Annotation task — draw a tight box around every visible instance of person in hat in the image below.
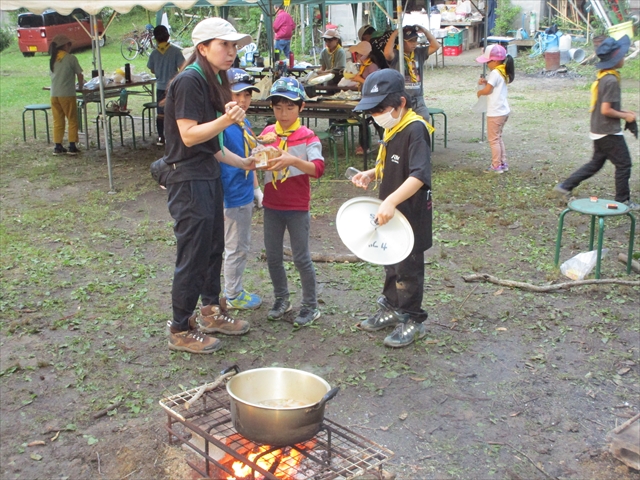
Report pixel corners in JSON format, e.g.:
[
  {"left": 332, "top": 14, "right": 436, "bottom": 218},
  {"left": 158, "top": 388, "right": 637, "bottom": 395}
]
[
  {"left": 357, "top": 24, "right": 391, "bottom": 69},
  {"left": 384, "top": 24, "right": 441, "bottom": 121},
  {"left": 475, "top": 44, "right": 515, "bottom": 174},
  {"left": 220, "top": 68, "right": 264, "bottom": 311},
  {"left": 554, "top": 35, "right": 638, "bottom": 210},
  {"left": 349, "top": 69, "right": 433, "bottom": 348},
  {"left": 257, "top": 77, "right": 325, "bottom": 327},
  {"left": 48, "top": 34, "right": 84, "bottom": 155},
  {"left": 318, "top": 28, "right": 346, "bottom": 86},
  {"left": 163, "top": 18, "right": 257, "bottom": 354},
  {"left": 273, "top": 4, "right": 295, "bottom": 58},
  {"left": 147, "top": 25, "right": 185, "bottom": 146}
]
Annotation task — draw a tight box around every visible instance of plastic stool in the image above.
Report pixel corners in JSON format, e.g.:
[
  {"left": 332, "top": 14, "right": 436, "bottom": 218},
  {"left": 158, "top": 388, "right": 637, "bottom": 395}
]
[
  {"left": 554, "top": 198, "right": 636, "bottom": 279},
  {"left": 332, "top": 119, "right": 359, "bottom": 164},
  {"left": 22, "top": 104, "right": 51, "bottom": 143},
  {"left": 314, "top": 131, "right": 339, "bottom": 178},
  {"left": 96, "top": 111, "right": 136, "bottom": 150},
  {"left": 428, "top": 107, "right": 447, "bottom": 151},
  {"left": 141, "top": 102, "right": 157, "bottom": 142}
]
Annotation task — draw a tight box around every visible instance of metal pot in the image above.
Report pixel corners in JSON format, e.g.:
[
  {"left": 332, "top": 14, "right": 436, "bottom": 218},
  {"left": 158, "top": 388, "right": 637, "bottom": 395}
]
[{"left": 226, "top": 366, "right": 339, "bottom": 446}]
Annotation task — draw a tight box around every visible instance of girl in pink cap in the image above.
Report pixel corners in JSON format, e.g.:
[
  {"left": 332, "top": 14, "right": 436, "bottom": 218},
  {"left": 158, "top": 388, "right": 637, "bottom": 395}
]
[{"left": 475, "top": 44, "right": 515, "bottom": 173}]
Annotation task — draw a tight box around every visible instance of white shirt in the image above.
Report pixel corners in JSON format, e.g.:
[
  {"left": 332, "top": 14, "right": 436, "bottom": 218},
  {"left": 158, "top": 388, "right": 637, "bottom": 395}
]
[{"left": 486, "top": 68, "right": 510, "bottom": 117}]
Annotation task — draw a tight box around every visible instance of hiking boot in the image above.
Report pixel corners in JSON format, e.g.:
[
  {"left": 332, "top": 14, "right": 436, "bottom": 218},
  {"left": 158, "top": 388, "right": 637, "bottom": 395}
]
[
  {"left": 294, "top": 305, "right": 321, "bottom": 326},
  {"left": 198, "top": 304, "right": 250, "bottom": 335},
  {"left": 167, "top": 320, "right": 222, "bottom": 354},
  {"left": 53, "top": 145, "right": 67, "bottom": 155},
  {"left": 268, "top": 297, "right": 291, "bottom": 320},
  {"left": 226, "top": 290, "right": 262, "bottom": 310},
  {"left": 553, "top": 184, "right": 571, "bottom": 197},
  {"left": 623, "top": 200, "right": 640, "bottom": 211},
  {"left": 383, "top": 320, "right": 427, "bottom": 348},
  {"left": 359, "top": 296, "right": 406, "bottom": 332},
  {"left": 67, "top": 145, "right": 80, "bottom": 155}
]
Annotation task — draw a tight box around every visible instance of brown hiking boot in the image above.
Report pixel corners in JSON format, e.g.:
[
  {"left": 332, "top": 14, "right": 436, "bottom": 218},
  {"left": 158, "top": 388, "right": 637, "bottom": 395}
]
[
  {"left": 198, "top": 304, "right": 250, "bottom": 335},
  {"left": 167, "top": 320, "right": 222, "bottom": 354}
]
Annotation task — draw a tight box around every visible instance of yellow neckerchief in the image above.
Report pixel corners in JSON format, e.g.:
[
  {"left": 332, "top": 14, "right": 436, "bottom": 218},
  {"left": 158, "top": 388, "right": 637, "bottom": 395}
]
[
  {"left": 328, "top": 45, "right": 342, "bottom": 68},
  {"left": 374, "top": 109, "right": 434, "bottom": 183},
  {"left": 269, "top": 118, "right": 301, "bottom": 189},
  {"left": 156, "top": 41, "right": 170, "bottom": 55},
  {"left": 396, "top": 46, "right": 417, "bottom": 82},
  {"left": 590, "top": 69, "right": 620, "bottom": 113},
  {"left": 494, "top": 63, "right": 508, "bottom": 83},
  {"left": 358, "top": 58, "right": 373, "bottom": 76},
  {"left": 56, "top": 50, "right": 67, "bottom": 62}
]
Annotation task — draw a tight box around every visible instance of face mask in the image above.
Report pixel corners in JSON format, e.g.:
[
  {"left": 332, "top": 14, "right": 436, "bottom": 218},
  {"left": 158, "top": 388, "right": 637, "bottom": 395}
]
[{"left": 373, "top": 108, "right": 401, "bottom": 130}]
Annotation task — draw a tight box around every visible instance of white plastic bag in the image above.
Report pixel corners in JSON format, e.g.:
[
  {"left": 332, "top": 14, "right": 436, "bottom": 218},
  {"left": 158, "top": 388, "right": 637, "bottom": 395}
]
[
  {"left": 252, "top": 74, "right": 273, "bottom": 101},
  {"left": 337, "top": 77, "right": 358, "bottom": 88},
  {"left": 560, "top": 249, "right": 608, "bottom": 280}
]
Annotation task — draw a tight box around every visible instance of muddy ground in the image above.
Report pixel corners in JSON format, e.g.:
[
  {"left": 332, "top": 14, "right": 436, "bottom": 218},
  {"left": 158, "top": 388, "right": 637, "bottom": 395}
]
[{"left": 1, "top": 47, "right": 639, "bottom": 480}]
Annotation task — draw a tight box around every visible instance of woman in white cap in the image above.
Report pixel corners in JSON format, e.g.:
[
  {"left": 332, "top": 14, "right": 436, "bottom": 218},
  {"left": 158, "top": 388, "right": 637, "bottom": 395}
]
[{"left": 163, "top": 18, "right": 255, "bottom": 354}]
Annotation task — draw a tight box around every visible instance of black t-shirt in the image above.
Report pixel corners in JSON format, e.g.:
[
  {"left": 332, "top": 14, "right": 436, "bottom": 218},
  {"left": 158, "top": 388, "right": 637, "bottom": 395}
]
[
  {"left": 379, "top": 121, "right": 432, "bottom": 252},
  {"left": 389, "top": 45, "right": 429, "bottom": 100},
  {"left": 163, "top": 68, "right": 222, "bottom": 184}
]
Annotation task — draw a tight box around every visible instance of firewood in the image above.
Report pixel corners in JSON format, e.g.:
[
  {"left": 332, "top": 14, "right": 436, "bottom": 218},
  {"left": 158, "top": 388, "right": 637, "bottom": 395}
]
[
  {"left": 260, "top": 247, "right": 360, "bottom": 263},
  {"left": 617, "top": 253, "right": 640, "bottom": 273},
  {"left": 462, "top": 273, "right": 639, "bottom": 292}
]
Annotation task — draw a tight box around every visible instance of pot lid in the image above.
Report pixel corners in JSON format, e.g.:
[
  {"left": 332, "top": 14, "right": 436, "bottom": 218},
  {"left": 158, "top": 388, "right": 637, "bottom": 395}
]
[{"left": 336, "top": 196, "right": 414, "bottom": 265}]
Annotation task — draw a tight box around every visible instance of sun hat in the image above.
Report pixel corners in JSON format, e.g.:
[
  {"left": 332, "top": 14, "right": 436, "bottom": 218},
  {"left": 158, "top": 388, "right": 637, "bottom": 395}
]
[
  {"left": 191, "top": 18, "right": 251, "bottom": 49},
  {"left": 402, "top": 25, "right": 419, "bottom": 40},
  {"left": 349, "top": 41, "right": 372, "bottom": 56},
  {"left": 475, "top": 44, "right": 507, "bottom": 63},
  {"left": 267, "top": 77, "right": 306, "bottom": 102},
  {"left": 358, "top": 24, "right": 376, "bottom": 40},
  {"left": 227, "top": 68, "right": 260, "bottom": 93},
  {"left": 51, "top": 34, "right": 72, "bottom": 46},
  {"left": 595, "top": 35, "right": 630, "bottom": 69},
  {"left": 353, "top": 69, "right": 405, "bottom": 112},
  {"left": 322, "top": 28, "right": 341, "bottom": 40}
]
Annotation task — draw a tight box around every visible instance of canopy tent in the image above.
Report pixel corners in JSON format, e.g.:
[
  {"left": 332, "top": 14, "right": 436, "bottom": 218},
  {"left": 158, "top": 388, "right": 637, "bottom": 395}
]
[{"left": 1, "top": 0, "right": 396, "bottom": 191}]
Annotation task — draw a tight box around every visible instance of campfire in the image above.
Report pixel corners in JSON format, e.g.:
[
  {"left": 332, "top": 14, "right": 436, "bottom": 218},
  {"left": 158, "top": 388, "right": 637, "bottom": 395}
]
[{"left": 227, "top": 443, "right": 312, "bottom": 480}]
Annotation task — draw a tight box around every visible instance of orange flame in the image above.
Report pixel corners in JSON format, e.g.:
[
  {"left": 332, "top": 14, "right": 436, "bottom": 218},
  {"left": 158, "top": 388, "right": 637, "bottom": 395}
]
[{"left": 227, "top": 444, "right": 307, "bottom": 480}]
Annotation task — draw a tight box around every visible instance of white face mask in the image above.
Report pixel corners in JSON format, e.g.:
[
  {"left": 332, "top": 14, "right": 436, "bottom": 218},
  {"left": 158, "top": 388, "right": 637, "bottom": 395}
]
[{"left": 373, "top": 108, "right": 401, "bottom": 130}]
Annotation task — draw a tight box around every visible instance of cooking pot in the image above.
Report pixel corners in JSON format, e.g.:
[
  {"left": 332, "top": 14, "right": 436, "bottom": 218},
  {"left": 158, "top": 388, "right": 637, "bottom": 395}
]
[{"left": 225, "top": 366, "right": 339, "bottom": 446}]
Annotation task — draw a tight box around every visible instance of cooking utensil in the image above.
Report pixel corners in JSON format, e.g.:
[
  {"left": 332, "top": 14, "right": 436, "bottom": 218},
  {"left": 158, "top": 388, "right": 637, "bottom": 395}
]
[
  {"left": 336, "top": 196, "right": 415, "bottom": 265},
  {"left": 225, "top": 366, "right": 339, "bottom": 446}
]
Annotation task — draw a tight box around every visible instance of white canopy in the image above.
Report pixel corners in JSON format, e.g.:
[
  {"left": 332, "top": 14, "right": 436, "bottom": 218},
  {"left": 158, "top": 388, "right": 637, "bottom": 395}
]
[{"left": 0, "top": 1, "right": 232, "bottom": 16}]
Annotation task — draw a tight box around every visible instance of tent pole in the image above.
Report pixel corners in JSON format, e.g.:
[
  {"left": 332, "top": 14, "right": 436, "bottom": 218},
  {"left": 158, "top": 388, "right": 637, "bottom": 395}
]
[{"left": 481, "top": 0, "right": 490, "bottom": 142}]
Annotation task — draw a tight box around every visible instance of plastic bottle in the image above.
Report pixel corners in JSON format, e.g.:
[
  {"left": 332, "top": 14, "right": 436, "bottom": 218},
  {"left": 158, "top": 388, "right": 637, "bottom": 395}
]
[
  {"left": 274, "top": 49, "right": 280, "bottom": 60},
  {"left": 345, "top": 167, "right": 370, "bottom": 190},
  {"left": 289, "top": 51, "right": 294, "bottom": 69},
  {"left": 124, "top": 63, "right": 131, "bottom": 83},
  {"left": 529, "top": 12, "right": 536, "bottom": 37}
]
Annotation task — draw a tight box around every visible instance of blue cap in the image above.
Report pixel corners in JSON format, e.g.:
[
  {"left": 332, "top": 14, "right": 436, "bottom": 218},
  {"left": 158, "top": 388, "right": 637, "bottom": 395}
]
[
  {"left": 267, "top": 77, "right": 306, "bottom": 101},
  {"left": 227, "top": 68, "right": 260, "bottom": 93}
]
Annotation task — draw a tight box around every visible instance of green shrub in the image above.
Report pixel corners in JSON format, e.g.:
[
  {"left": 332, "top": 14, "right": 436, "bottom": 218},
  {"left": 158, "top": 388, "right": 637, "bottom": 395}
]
[
  {"left": 493, "top": 0, "right": 521, "bottom": 36},
  {"left": 0, "top": 27, "right": 13, "bottom": 53}
]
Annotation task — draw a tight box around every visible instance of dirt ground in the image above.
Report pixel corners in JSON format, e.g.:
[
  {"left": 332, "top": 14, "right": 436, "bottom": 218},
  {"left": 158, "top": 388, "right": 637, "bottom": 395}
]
[{"left": 1, "top": 47, "right": 639, "bottom": 480}]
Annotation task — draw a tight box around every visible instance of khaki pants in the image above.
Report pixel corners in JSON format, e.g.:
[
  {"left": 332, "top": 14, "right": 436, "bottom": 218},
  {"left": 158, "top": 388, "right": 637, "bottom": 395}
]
[
  {"left": 51, "top": 96, "right": 79, "bottom": 144},
  {"left": 487, "top": 115, "right": 509, "bottom": 169}
]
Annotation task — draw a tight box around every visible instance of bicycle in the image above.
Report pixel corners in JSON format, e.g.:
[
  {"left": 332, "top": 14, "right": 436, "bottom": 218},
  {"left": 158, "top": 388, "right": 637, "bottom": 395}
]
[{"left": 121, "top": 24, "right": 155, "bottom": 61}]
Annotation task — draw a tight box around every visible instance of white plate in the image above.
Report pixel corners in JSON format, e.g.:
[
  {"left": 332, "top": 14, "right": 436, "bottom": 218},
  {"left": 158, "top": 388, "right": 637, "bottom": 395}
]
[
  {"left": 306, "top": 73, "right": 335, "bottom": 86},
  {"left": 336, "top": 197, "right": 414, "bottom": 265}
]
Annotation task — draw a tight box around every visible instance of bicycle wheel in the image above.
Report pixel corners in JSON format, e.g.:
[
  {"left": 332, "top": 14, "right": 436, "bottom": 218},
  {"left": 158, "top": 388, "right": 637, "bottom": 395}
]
[
  {"left": 142, "top": 38, "right": 154, "bottom": 57},
  {"left": 121, "top": 38, "right": 139, "bottom": 60}
]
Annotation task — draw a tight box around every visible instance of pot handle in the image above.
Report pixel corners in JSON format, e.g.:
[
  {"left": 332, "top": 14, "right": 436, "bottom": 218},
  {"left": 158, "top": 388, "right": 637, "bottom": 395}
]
[
  {"left": 306, "top": 387, "right": 340, "bottom": 413},
  {"left": 220, "top": 365, "right": 240, "bottom": 376}
]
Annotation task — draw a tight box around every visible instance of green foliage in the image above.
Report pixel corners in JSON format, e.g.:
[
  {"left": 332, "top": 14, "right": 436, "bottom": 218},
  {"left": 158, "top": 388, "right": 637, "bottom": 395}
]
[
  {"left": 0, "top": 27, "right": 13, "bottom": 53},
  {"left": 493, "top": 0, "right": 522, "bottom": 36}
]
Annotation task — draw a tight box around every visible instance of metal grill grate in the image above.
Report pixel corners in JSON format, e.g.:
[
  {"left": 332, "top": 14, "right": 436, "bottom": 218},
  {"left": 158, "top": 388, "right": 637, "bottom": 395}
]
[{"left": 160, "top": 382, "right": 394, "bottom": 479}]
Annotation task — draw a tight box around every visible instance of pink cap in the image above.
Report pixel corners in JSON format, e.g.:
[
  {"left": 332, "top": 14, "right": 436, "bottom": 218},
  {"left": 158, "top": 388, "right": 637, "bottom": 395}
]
[{"left": 476, "top": 44, "right": 507, "bottom": 63}]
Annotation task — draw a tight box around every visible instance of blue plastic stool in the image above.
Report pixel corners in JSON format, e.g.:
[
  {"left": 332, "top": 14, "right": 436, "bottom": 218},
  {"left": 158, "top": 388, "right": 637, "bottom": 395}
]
[
  {"left": 22, "top": 104, "right": 51, "bottom": 143},
  {"left": 554, "top": 198, "right": 636, "bottom": 279}
]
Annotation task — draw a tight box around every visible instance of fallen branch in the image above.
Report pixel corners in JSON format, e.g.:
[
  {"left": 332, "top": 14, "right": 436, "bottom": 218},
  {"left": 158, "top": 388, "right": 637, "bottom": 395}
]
[
  {"left": 462, "top": 273, "right": 639, "bottom": 292},
  {"left": 92, "top": 400, "right": 123, "bottom": 419},
  {"left": 488, "top": 442, "right": 556, "bottom": 479},
  {"left": 617, "top": 253, "right": 640, "bottom": 273},
  {"left": 260, "top": 247, "right": 359, "bottom": 263},
  {"left": 185, "top": 371, "right": 235, "bottom": 410}
]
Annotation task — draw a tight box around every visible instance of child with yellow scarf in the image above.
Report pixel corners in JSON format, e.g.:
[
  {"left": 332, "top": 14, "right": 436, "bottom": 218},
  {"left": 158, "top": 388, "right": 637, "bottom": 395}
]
[
  {"left": 350, "top": 70, "right": 433, "bottom": 348},
  {"left": 318, "top": 28, "right": 346, "bottom": 86},
  {"left": 476, "top": 44, "right": 515, "bottom": 174}
]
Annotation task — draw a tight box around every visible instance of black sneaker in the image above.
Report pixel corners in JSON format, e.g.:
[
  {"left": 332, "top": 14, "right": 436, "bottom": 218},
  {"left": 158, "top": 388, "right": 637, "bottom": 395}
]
[
  {"left": 156, "top": 137, "right": 165, "bottom": 146},
  {"left": 53, "top": 146, "right": 67, "bottom": 155},
  {"left": 294, "top": 305, "right": 321, "bottom": 326},
  {"left": 67, "top": 145, "right": 80, "bottom": 155},
  {"left": 359, "top": 296, "right": 407, "bottom": 332},
  {"left": 383, "top": 320, "right": 427, "bottom": 348},
  {"left": 268, "top": 297, "right": 291, "bottom": 320}
]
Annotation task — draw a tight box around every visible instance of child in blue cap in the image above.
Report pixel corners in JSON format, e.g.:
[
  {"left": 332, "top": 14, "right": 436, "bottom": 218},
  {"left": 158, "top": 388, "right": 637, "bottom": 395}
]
[{"left": 258, "top": 77, "right": 325, "bottom": 326}]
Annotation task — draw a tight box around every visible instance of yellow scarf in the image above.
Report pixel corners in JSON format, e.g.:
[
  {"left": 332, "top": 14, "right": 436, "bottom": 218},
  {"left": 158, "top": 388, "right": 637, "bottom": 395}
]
[
  {"left": 396, "top": 46, "right": 417, "bottom": 83},
  {"left": 358, "top": 58, "right": 372, "bottom": 77},
  {"left": 590, "top": 69, "right": 620, "bottom": 113},
  {"left": 374, "top": 109, "right": 434, "bottom": 183},
  {"left": 56, "top": 50, "right": 67, "bottom": 62},
  {"left": 156, "top": 41, "right": 170, "bottom": 55},
  {"left": 495, "top": 64, "right": 508, "bottom": 83},
  {"left": 328, "top": 45, "right": 342, "bottom": 69},
  {"left": 270, "top": 119, "right": 301, "bottom": 188}
]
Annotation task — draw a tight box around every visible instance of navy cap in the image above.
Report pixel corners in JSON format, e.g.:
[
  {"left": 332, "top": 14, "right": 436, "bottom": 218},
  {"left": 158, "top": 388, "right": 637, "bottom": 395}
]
[
  {"left": 595, "top": 35, "right": 630, "bottom": 70},
  {"left": 402, "top": 25, "right": 419, "bottom": 40},
  {"left": 227, "top": 68, "right": 260, "bottom": 93},
  {"left": 267, "top": 77, "right": 306, "bottom": 101},
  {"left": 353, "top": 69, "right": 406, "bottom": 112}
]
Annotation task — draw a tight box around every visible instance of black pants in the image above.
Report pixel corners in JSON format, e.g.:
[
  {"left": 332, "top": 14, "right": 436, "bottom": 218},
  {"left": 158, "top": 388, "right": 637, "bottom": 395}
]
[
  {"left": 382, "top": 250, "right": 428, "bottom": 323},
  {"left": 167, "top": 179, "right": 224, "bottom": 330},
  {"left": 562, "top": 135, "right": 632, "bottom": 203},
  {"left": 156, "top": 89, "right": 166, "bottom": 140}
]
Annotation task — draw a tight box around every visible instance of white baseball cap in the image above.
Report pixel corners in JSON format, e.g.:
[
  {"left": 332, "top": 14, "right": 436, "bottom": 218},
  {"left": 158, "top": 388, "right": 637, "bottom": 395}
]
[{"left": 191, "top": 18, "right": 252, "bottom": 48}]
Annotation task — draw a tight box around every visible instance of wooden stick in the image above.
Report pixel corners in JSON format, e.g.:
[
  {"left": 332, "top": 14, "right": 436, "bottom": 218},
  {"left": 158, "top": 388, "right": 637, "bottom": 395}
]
[
  {"left": 462, "top": 273, "right": 640, "bottom": 292},
  {"left": 617, "top": 253, "right": 640, "bottom": 273},
  {"left": 92, "top": 400, "right": 123, "bottom": 419},
  {"left": 547, "top": 3, "right": 583, "bottom": 29},
  {"left": 612, "top": 413, "right": 640, "bottom": 435},
  {"left": 184, "top": 371, "right": 235, "bottom": 410}
]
